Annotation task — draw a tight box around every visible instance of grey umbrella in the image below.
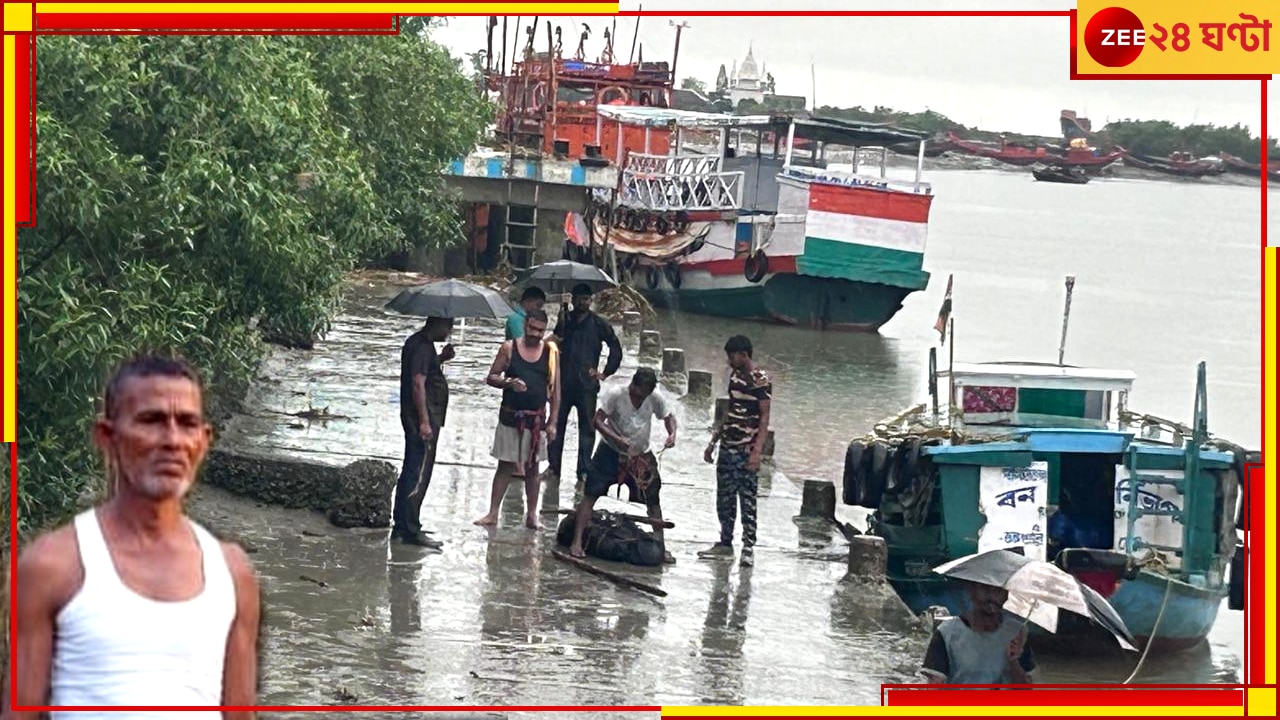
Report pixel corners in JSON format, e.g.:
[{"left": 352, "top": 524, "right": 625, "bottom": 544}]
[
  {"left": 933, "top": 548, "right": 1138, "bottom": 651},
  {"left": 518, "top": 260, "right": 618, "bottom": 295},
  {"left": 384, "top": 279, "right": 514, "bottom": 319}
]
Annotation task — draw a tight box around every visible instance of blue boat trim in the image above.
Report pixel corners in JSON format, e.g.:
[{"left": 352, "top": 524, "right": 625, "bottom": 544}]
[
  {"left": 922, "top": 441, "right": 1029, "bottom": 456},
  {"left": 921, "top": 430, "right": 1235, "bottom": 464}
]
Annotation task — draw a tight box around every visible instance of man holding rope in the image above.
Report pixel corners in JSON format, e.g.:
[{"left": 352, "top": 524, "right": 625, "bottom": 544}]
[{"left": 568, "top": 368, "right": 677, "bottom": 564}]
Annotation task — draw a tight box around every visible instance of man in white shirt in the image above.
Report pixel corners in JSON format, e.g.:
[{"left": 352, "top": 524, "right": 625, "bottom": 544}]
[{"left": 567, "top": 367, "right": 677, "bottom": 563}]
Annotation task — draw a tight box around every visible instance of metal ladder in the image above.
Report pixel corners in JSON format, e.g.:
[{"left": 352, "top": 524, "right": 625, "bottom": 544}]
[
  {"left": 502, "top": 180, "right": 540, "bottom": 271},
  {"left": 1121, "top": 361, "right": 1209, "bottom": 568}
]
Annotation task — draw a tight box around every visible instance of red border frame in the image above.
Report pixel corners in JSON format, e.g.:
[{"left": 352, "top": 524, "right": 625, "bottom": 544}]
[{"left": 3, "top": 5, "right": 1270, "bottom": 715}]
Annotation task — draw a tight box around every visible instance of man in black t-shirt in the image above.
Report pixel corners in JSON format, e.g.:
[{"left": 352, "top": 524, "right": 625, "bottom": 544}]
[{"left": 393, "top": 316, "right": 455, "bottom": 548}]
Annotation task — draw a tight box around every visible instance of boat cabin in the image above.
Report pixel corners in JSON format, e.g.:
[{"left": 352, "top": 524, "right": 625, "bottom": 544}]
[
  {"left": 875, "top": 360, "right": 1240, "bottom": 639},
  {"left": 592, "top": 105, "right": 934, "bottom": 219},
  {"left": 938, "top": 361, "right": 1137, "bottom": 432},
  {"left": 486, "top": 47, "right": 676, "bottom": 161}
]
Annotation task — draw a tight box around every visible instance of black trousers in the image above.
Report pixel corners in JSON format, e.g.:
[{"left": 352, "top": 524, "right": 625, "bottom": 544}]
[
  {"left": 548, "top": 385, "right": 597, "bottom": 479},
  {"left": 392, "top": 416, "right": 440, "bottom": 537}
]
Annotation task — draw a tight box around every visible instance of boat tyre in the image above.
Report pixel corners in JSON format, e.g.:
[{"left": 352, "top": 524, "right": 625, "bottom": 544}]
[
  {"left": 744, "top": 251, "right": 769, "bottom": 283},
  {"left": 645, "top": 266, "right": 661, "bottom": 290},
  {"left": 860, "top": 441, "right": 890, "bottom": 508},
  {"left": 598, "top": 86, "right": 629, "bottom": 105},
  {"left": 674, "top": 211, "right": 691, "bottom": 234},
  {"left": 842, "top": 439, "right": 867, "bottom": 505},
  {"left": 663, "top": 263, "right": 682, "bottom": 289},
  {"left": 888, "top": 437, "right": 922, "bottom": 494}
]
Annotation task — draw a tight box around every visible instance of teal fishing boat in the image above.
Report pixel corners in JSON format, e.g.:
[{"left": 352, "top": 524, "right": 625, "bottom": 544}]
[{"left": 845, "top": 281, "right": 1248, "bottom": 651}]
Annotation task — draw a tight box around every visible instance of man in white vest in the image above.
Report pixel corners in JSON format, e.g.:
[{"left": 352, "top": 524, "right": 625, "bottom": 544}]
[
  {"left": 919, "top": 579, "right": 1036, "bottom": 685},
  {"left": 8, "top": 354, "right": 260, "bottom": 717}
]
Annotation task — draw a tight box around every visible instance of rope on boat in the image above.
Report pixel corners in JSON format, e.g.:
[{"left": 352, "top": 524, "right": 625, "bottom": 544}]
[{"left": 1122, "top": 572, "right": 1174, "bottom": 684}]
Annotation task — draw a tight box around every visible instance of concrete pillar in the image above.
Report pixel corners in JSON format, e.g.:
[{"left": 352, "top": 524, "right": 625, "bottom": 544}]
[
  {"left": 799, "top": 479, "right": 836, "bottom": 520},
  {"left": 848, "top": 535, "right": 888, "bottom": 580},
  {"left": 639, "top": 330, "right": 662, "bottom": 359},
  {"left": 714, "top": 397, "right": 729, "bottom": 426},
  {"left": 662, "top": 348, "right": 686, "bottom": 376},
  {"left": 622, "top": 311, "right": 643, "bottom": 336},
  {"left": 686, "top": 370, "right": 714, "bottom": 397}
]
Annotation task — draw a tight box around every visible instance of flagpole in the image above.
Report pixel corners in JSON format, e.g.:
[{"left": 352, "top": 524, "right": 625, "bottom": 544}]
[{"left": 948, "top": 316, "right": 955, "bottom": 413}]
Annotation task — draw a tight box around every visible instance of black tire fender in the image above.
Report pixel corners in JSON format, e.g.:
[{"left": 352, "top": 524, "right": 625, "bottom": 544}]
[
  {"left": 744, "top": 251, "right": 769, "bottom": 283},
  {"left": 664, "top": 263, "right": 682, "bottom": 289},
  {"left": 888, "top": 437, "right": 922, "bottom": 494},
  {"left": 860, "top": 441, "right": 890, "bottom": 508},
  {"left": 842, "top": 439, "right": 867, "bottom": 505},
  {"left": 645, "top": 265, "right": 661, "bottom": 290}
]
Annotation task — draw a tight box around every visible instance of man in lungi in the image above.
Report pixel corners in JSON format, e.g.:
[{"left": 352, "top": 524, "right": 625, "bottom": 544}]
[
  {"left": 567, "top": 367, "right": 677, "bottom": 564},
  {"left": 474, "top": 308, "right": 561, "bottom": 529}
]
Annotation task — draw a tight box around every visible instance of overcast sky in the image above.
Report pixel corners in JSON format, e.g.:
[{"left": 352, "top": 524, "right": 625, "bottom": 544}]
[{"left": 429, "top": 0, "right": 1277, "bottom": 139}]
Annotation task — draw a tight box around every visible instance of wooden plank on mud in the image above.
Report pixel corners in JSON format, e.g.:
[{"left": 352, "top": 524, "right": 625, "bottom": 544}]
[
  {"left": 552, "top": 508, "right": 675, "bottom": 529},
  {"left": 551, "top": 548, "right": 668, "bottom": 597}
]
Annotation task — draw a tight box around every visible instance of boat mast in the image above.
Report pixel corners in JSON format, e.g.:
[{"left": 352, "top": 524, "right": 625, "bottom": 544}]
[
  {"left": 915, "top": 139, "right": 926, "bottom": 186},
  {"left": 1057, "top": 275, "right": 1076, "bottom": 366}
]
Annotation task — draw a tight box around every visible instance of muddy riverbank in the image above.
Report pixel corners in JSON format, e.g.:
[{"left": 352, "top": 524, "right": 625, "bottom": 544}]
[{"left": 196, "top": 281, "right": 932, "bottom": 707}]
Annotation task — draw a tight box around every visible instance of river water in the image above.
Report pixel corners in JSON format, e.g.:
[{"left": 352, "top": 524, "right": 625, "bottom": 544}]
[{"left": 195, "top": 167, "right": 1263, "bottom": 708}]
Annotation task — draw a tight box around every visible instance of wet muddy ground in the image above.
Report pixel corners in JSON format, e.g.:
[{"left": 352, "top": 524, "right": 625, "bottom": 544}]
[
  {"left": 192, "top": 281, "right": 929, "bottom": 708},
  {"left": 192, "top": 257, "right": 1243, "bottom": 708}
]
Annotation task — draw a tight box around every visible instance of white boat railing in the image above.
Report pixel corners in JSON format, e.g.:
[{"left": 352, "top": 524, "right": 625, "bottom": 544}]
[
  {"left": 780, "top": 164, "right": 932, "bottom": 196},
  {"left": 619, "top": 152, "right": 745, "bottom": 211}
]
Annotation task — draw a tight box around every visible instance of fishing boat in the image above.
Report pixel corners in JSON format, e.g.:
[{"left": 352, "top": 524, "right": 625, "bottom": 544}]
[
  {"left": 1218, "top": 151, "right": 1280, "bottom": 182},
  {"left": 944, "top": 132, "right": 1058, "bottom": 166},
  {"left": 565, "top": 108, "right": 937, "bottom": 332},
  {"left": 843, "top": 279, "right": 1248, "bottom": 651},
  {"left": 1032, "top": 165, "right": 1089, "bottom": 184},
  {"left": 1122, "top": 151, "right": 1226, "bottom": 178}
]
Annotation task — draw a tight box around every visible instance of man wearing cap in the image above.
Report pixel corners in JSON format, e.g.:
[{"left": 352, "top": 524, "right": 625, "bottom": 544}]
[
  {"left": 506, "top": 286, "right": 547, "bottom": 341},
  {"left": 547, "top": 283, "right": 623, "bottom": 496}
]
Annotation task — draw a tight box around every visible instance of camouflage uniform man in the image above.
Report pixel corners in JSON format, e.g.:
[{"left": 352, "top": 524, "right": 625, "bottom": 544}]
[{"left": 699, "top": 335, "right": 772, "bottom": 567}]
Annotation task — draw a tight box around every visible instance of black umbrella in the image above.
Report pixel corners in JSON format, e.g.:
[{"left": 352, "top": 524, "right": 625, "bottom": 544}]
[
  {"left": 518, "top": 260, "right": 617, "bottom": 295},
  {"left": 933, "top": 548, "right": 1137, "bottom": 651},
  {"left": 384, "top": 279, "right": 514, "bottom": 320}
]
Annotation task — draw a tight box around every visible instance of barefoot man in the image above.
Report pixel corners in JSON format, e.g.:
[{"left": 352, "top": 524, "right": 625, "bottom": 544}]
[
  {"left": 10, "top": 354, "right": 260, "bottom": 715},
  {"left": 568, "top": 367, "right": 677, "bottom": 563},
  {"left": 474, "top": 308, "right": 560, "bottom": 529}
]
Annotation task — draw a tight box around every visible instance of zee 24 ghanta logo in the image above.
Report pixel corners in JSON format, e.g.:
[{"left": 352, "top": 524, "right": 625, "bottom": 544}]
[{"left": 1084, "top": 6, "right": 1272, "bottom": 67}]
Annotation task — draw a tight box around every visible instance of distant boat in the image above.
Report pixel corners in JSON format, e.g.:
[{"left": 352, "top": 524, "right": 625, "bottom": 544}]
[
  {"left": 945, "top": 132, "right": 1058, "bottom": 166},
  {"left": 1218, "top": 152, "right": 1280, "bottom": 182},
  {"left": 1033, "top": 166, "right": 1089, "bottom": 184},
  {"left": 1122, "top": 151, "right": 1226, "bottom": 178}
]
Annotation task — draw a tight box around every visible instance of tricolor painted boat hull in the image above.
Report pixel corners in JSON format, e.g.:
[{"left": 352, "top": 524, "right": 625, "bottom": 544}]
[{"left": 638, "top": 272, "right": 914, "bottom": 332}]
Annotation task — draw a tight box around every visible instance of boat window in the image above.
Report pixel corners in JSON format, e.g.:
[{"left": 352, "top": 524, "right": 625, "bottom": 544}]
[{"left": 1017, "top": 388, "right": 1107, "bottom": 420}]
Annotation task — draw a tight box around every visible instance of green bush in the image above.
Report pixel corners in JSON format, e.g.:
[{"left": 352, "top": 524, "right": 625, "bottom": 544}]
[{"left": 15, "top": 27, "right": 490, "bottom": 537}]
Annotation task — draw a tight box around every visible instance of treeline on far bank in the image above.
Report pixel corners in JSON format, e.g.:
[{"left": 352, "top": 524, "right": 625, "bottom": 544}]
[
  {"left": 812, "top": 104, "right": 1278, "bottom": 162},
  {"left": 11, "top": 20, "right": 492, "bottom": 540}
]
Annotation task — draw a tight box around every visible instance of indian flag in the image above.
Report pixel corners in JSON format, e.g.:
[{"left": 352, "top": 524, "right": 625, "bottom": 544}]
[{"left": 795, "top": 181, "right": 934, "bottom": 290}]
